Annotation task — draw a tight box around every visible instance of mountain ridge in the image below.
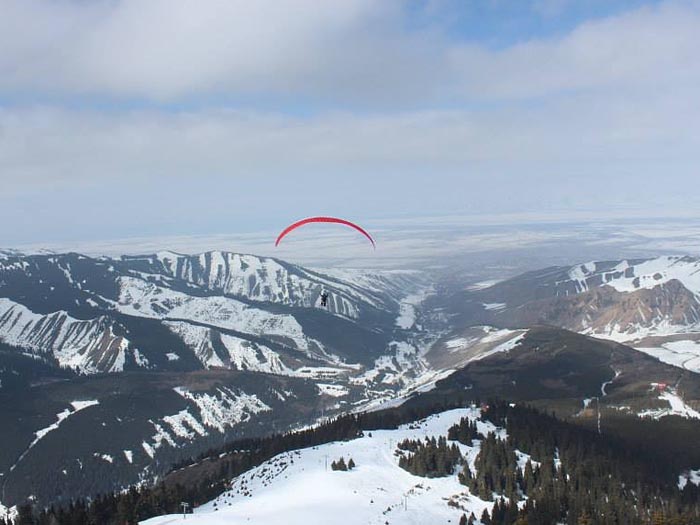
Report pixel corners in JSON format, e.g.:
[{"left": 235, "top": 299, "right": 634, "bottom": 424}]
[
  {"left": 461, "top": 255, "right": 700, "bottom": 346},
  {"left": 0, "top": 249, "right": 440, "bottom": 510}
]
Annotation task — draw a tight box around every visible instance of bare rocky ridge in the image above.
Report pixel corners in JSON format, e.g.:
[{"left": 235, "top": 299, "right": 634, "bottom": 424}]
[{"left": 492, "top": 279, "right": 700, "bottom": 342}]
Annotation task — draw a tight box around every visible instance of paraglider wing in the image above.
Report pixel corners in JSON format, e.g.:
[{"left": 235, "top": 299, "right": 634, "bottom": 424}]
[{"left": 275, "top": 217, "right": 376, "bottom": 248}]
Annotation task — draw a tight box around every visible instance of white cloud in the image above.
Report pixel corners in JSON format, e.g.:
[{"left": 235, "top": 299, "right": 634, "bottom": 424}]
[
  {"left": 1, "top": 0, "right": 698, "bottom": 104},
  {"left": 450, "top": 1, "right": 700, "bottom": 100},
  {"left": 1, "top": 80, "right": 697, "bottom": 191},
  {"left": 1, "top": 1, "right": 699, "bottom": 246},
  {"left": 0, "top": 0, "right": 437, "bottom": 103}
]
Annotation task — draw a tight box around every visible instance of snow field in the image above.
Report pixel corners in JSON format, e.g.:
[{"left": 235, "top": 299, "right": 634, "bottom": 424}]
[
  {"left": 636, "top": 339, "right": 700, "bottom": 374},
  {"left": 639, "top": 386, "right": 700, "bottom": 420},
  {"left": 141, "top": 408, "right": 510, "bottom": 525}
]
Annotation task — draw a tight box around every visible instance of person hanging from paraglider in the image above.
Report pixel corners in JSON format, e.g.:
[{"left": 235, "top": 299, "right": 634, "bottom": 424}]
[{"left": 273, "top": 216, "right": 374, "bottom": 311}]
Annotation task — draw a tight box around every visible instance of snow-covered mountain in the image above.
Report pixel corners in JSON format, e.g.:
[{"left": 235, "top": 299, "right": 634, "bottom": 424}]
[
  {"left": 0, "top": 251, "right": 427, "bottom": 375},
  {"left": 140, "top": 371, "right": 700, "bottom": 525},
  {"left": 118, "top": 251, "right": 416, "bottom": 318},
  {"left": 461, "top": 255, "right": 700, "bottom": 359},
  {"left": 142, "top": 408, "right": 502, "bottom": 525},
  {"left": 0, "top": 250, "right": 445, "bottom": 510},
  {"left": 446, "top": 254, "right": 700, "bottom": 381},
  {"left": 0, "top": 369, "right": 323, "bottom": 511},
  {"left": 137, "top": 324, "right": 700, "bottom": 525},
  {"left": 565, "top": 256, "right": 700, "bottom": 296},
  {"left": 560, "top": 256, "right": 700, "bottom": 343}
]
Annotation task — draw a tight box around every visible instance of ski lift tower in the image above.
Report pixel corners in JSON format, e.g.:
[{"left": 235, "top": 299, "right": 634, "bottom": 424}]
[{"left": 181, "top": 502, "right": 190, "bottom": 519}]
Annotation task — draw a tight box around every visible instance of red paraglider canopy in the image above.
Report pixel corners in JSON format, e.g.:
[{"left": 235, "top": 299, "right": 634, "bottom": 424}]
[{"left": 275, "top": 217, "right": 376, "bottom": 248}]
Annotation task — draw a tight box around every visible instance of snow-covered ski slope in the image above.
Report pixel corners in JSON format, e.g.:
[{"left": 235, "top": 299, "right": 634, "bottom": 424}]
[{"left": 142, "top": 408, "right": 502, "bottom": 525}]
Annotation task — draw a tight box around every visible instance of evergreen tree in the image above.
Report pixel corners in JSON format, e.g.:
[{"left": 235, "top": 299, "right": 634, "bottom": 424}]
[
  {"left": 331, "top": 457, "right": 348, "bottom": 471},
  {"left": 16, "top": 504, "right": 34, "bottom": 525},
  {"left": 398, "top": 436, "right": 462, "bottom": 478}
]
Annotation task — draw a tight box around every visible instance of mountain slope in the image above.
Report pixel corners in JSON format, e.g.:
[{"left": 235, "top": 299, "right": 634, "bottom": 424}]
[
  {"left": 142, "top": 408, "right": 496, "bottom": 525},
  {"left": 0, "top": 250, "right": 437, "bottom": 511},
  {"left": 140, "top": 396, "right": 700, "bottom": 525},
  {"left": 465, "top": 256, "right": 700, "bottom": 342},
  {"left": 452, "top": 255, "right": 700, "bottom": 378},
  {"left": 10, "top": 312, "right": 700, "bottom": 523},
  {"left": 0, "top": 297, "right": 129, "bottom": 373},
  {"left": 0, "top": 251, "right": 428, "bottom": 375},
  {"left": 116, "top": 251, "right": 414, "bottom": 319},
  {"left": 424, "top": 326, "right": 700, "bottom": 424},
  {"left": 0, "top": 368, "right": 324, "bottom": 508}
]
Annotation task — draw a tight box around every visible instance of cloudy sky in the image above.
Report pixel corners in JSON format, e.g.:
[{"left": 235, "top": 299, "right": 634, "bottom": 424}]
[{"left": 1, "top": 0, "right": 698, "bottom": 255}]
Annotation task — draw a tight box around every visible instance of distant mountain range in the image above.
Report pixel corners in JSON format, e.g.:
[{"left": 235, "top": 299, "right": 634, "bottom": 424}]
[
  {"left": 451, "top": 255, "right": 700, "bottom": 373},
  {"left": 461, "top": 255, "right": 700, "bottom": 340}
]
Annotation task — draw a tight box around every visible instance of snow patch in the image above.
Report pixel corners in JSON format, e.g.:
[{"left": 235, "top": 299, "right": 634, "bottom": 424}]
[
  {"left": 639, "top": 387, "right": 700, "bottom": 420},
  {"left": 142, "top": 422, "right": 178, "bottom": 458},
  {"left": 10, "top": 400, "right": 99, "bottom": 473},
  {"left": 94, "top": 453, "right": 114, "bottom": 464},
  {"left": 163, "top": 410, "right": 208, "bottom": 439},
  {"left": 133, "top": 348, "right": 150, "bottom": 368},
  {"left": 636, "top": 339, "right": 700, "bottom": 374},
  {"left": 174, "top": 386, "right": 271, "bottom": 433},
  {"left": 317, "top": 384, "right": 349, "bottom": 398},
  {"left": 483, "top": 303, "right": 506, "bottom": 311},
  {"left": 468, "top": 279, "right": 501, "bottom": 291},
  {"left": 679, "top": 469, "right": 700, "bottom": 490},
  {"left": 0, "top": 503, "right": 17, "bottom": 523},
  {"left": 469, "top": 331, "right": 526, "bottom": 363},
  {"left": 395, "top": 288, "right": 431, "bottom": 329},
  {"left": 601, "top": 370, "right": 620, "bottom": 396}
]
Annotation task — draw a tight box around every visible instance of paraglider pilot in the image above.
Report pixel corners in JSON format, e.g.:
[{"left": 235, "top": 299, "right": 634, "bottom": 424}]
[{"left": 320, "top": 291, "right": 329, "bottom": 307}]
